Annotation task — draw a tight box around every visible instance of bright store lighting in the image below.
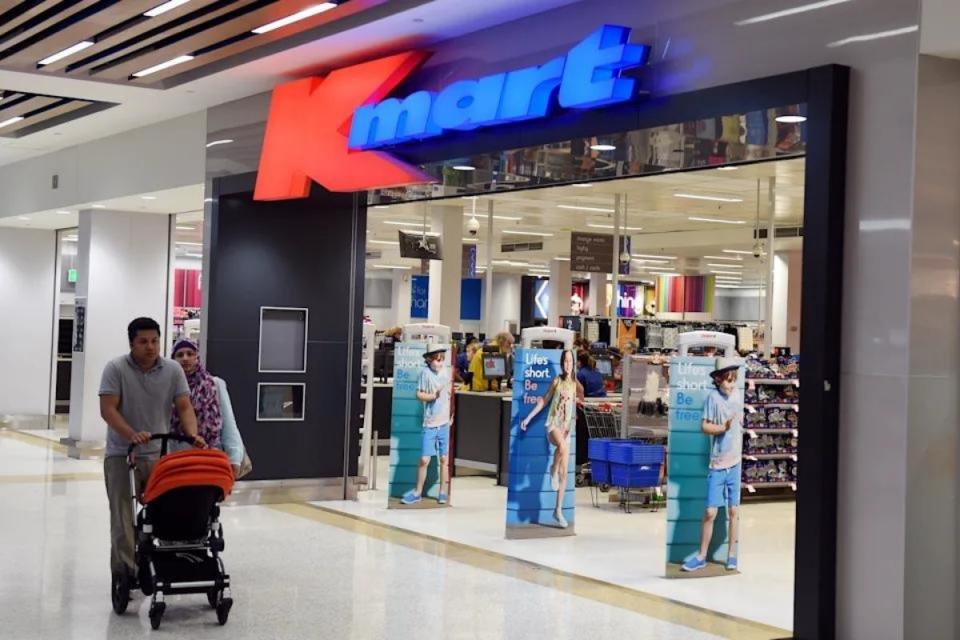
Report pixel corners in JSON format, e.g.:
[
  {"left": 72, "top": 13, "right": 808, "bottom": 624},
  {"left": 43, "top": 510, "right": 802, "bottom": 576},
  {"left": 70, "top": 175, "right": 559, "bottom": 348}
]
[
  {"left": 369, "top": 240, "right": 400, "bottom": 246},
  {"left": 178, "top": 241, "right": 202, "bottom": 246},
  {"left": 0, "top": 116, "right": 25, "bottom": 129},
  {"left": 632, "top": 258, "right": 669, "bottom": 265},
  {"left": 590, "top": 144, "right": 616, "bottom": 151},
  {"left": 91, "top": 204, "right": 106, "bottom": 209},
  {"left": 557, "top": 204, "right": 615, "bottom": 213},
  {"left": 38, "top": 41, "right": 94, "bottom": 66},
  {"left": 203, "top": 198, "right": 214, "bottom": 203},
  {"left": 252, "top": 3, "right": 337, "bottom": 34},
  {"left": 776, "top": 115, "right": 807, "bottom": 124},
  {"left": 384, "top": 220, "right": 427, "bottom": 227},
  {"left": 56, "top": 210, "right": 71, "bottom": 215},
  {"left": 462, "top": 238, "right": 479, "bottom": 243},
  {"left": 633, "top": 253, "right": 677, "bottom": 260},
  {"left": 554, "top": 257, "right": 571, "bottom": 261},
  {"left": 571, "top": 183, "right": 593, "bottom": 188},
  {"left": 452, "top": 165, "right": 476, "bottom": 171},
  {"left": 648, "top": 272, "right": 680, "bottom": 277},
  {"left": 461, "top": 212, "right": 522, "bottom": 221},
  {"left": 716, "top": 166, "right": 739, "bottom": 171},
  {"left": 372, "top": 264, "right": 412, "bottom": 270},
  {"left": 400, "top": 230, "right": 439, "bottom": 236},
  {"left": 141, "top": 195, "right": 157, "bottom": 200},
  {"left": 674, "top": 193, "right": 744, "bottom": 203},
  {"left": 184, "top": 252, "right": 203, "bottom": 258},
  {"left": 827, "top": 25, "right": 918, "bottom": 48},
  {"left": 735, "top": 0, "right": 853, "bottom": 25},
  {"left": 132, "top": 55, "right": 194, "bottom": 78},
  {"left": 707, "top": 263, "right": 743, "bottom": 269},
  {"left": 144, "top": 0, "right": 192, "bottom": 17},
  {"left": 205, "top": 139, "right": 233, "bottom": 148},
  {"left": 493, "top": 259, "right": 530, "bottom": 267},
  {"left": 176, "top": 226, "right": 194, "bottom": 230},
  {"left": 689, "top": 216, "right": 747, "bottom": 225},
  {"left": 704, "top": 255, "right": 743, "bottom": 261},
  {"left": 501, "top": 229, "right": 554, "bottom": 237},
  {"left": 723, "top": 249, "right": 755, "bottom": 255},
  {"left": 17, "top": 216, "right": 29, "bottom": 221},
  {"left": 587, "top": 223, "right": 643, "bottom": 231},
  {"left": 711, "top": 270, "right": 743, "bottom": 276},
  {"left": 64, "top": 236, "right": 78, "bottom": 242}
]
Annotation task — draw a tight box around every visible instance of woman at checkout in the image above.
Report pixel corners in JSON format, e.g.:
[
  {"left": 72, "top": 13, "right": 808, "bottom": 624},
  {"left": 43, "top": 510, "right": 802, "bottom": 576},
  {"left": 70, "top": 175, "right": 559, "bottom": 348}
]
[
  {"left": 469, "top": 332, "right": 515, "bottom": 392},
  {"left": 576, "top": 351, "right": 607, "bottom": 398}
]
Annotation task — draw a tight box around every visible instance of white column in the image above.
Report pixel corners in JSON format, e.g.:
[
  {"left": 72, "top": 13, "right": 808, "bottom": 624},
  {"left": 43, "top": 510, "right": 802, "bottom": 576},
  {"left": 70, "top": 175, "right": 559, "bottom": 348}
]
[
  {"left": 65, "top": 210, "right": 170, "bottom": 457},
  {"left": 588, "top": 273, "right": 608, "bottom": 317},
  {"left": 548, "top": 257, "right": 572, "bottom": 326},
  {"left": 771, "top": 252, "right": 789, "bottom": 346},
  {"left": 394, "top": 269, "right": 412, "bottom": 328},
  {"left": 786, "top": 250, "right": 802, "bottom": 352},
  {"left": 484, "top": 201, "right": 495, "bottom": 337},
  {"left": 427, "top": 204, "right": 463, "bottom": 328},
  {"left": 764, "top": 177, "right": 777, "bottom": 348},
  {"left": 611, "top": 194, "right": 622, "bottom": 340}
]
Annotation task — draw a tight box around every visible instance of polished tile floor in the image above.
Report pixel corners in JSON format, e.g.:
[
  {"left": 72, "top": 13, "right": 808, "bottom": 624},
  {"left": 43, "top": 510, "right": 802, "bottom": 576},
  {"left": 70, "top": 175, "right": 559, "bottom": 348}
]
[{"left": 0, "top": 430, "right": 759, "bottom": 640}]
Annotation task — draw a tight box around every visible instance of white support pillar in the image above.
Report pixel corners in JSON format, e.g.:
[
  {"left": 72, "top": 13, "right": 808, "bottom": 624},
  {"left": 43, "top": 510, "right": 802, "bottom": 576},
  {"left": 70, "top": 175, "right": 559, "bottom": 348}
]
[
  {"left": 65, "top": 210, "right": 170, "bottom": 457},
  {"left": 484, "top": 200, "right": 495, "bottom": 337},
  {"left": 394, "top": 269, "right": 412, "bottom": 328},
  {"left": 548, "top": 257, "right": 572, "bottom": 326},
  {"left": 771, "top": 252, "right": 789, "bottom": 346},
  {"left": 588, "top": 273, "right": 608, "bottom": 317},
  {"left": 427, "top": 204, "right": 463, "bottom": 329},
  {"left": 764, "top": 176, "right": 777, "bottom": 350},
  {"left": 611, "top": 193, "right": 622, "bottom": 341}
]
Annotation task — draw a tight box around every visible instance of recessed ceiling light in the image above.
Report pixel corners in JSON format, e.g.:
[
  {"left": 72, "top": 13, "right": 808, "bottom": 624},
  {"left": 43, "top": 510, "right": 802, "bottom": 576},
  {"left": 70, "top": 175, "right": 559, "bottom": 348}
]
[
  {"left": 501, "top": 229, "right": 554, "bottom": 237},
  {"left": 203, "top": 198, "right": 213, "bottom": 203},
  {"left": 369, "top": 240, "right": 400, "bottom": 246},
  {"left": 141, "top": 195, "right": 157, "bottom": 201},
  {"left": 554, "top": 257, "right": 571, "bottom": 261},
  {"left": 827, "top": 25, "right": 918, "bottom": 48},
  {"left": 0, "top": 116, "right": 25, "bottom": 129},
  {"left": 400, "top": 230, "right": 440, "bottom": 236},
  {"left": 735, "top": 0, "right": 853, "bottom": 25},
  {"left": 17, "top": 216, "right": 30, "bottom": 221},
  {"left": 251, "top": 2, "right": 337, "bottom": 34},
  {"left": 571, "top": 183, "right": 593, "bottom": 188},
  {"left": 647, "top": 272, "right": 680, "bottom": 277},
  {"left": 716, "top": 166, "right": 739, "bottom": 171},
  {"left": 707, "top": 263, "right": 744, "bottom": 269},
  {"left": 587, "top": 223, "right": 643, "bottom": 231},
  {"left": 205, "top": 139, "right": 233, "bottom": 148},
  {"left": 64, "top": 236, "right": 78, "bottom": 242},
  {"left": 461, "top": 212, "right": 521, "bottom": 221},
  {"left": 91, "top": 204, "right": 106, "bottom": 209},
  {"left": 372, "top": 264, "right": 412, "bottom": 270},
  {"left": 633, "top": 253, "right": 677, "bottom": 260},
  {"left": 384, "top": 220, "right": 427, "bottom": 227},
  {"left": 176, "top": 225, "right": 194, "bottom": 230},
  {"left": 632, "top": 258, "right": 669, "bottom": 265},
  {"left": 372, "top": 205, "right": 390, "bottom": 209},
  {"left": 462, "top": 196, "right": 479, "bottom": 200},
  {"left": 184, "top": 252, "right": 202, "bottom": 258},
  {"left": 557, "top": 204, "right": 615, "bottom": 213},
  {"left": 38, "top": 41, "right": 94, "bottom": 66},
  {"left": 590, "top": 144, "right": 616, "bottom": 151},
  {"left": 723, "top": 249, "right": 755, "bottom": 255},
  {"left": 178, "top": 241, "right": 202, "bottom": 246},
  {"left": 711, "top": 270, "right": 743, "bottom": 275},
  {"left": 132, "top": 55, "right": 194, "bottom": 78},
  {"left": 776, "top": 115, "right": 807, "bottom": 124},
  {"left": 56, "top": 210, "right": 71, "bottom": 215},
  {"left": 452, "top": 165, "right": 476, "bottom": 171},
  {"left": 462, "top": 238, "right": 479, "bottom": 243},
  {"left": 674, "top": 193, "right": 744, "bottom": 203},
  {"left": 689, "top": 216, "right": 747, "bottom": 225},
  {"left": 144, "top": 0, "right": 192, "bottom": 17},
  {"left": 704, "top": 255, "right": 743, "bottom": 261}
]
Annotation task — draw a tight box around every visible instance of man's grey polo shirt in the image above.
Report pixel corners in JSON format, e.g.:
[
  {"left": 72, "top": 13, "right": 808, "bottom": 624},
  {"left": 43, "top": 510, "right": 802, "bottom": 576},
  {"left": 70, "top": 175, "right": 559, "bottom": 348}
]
[{"left": 99, "top": 354, "right": 190, "bottom": 458}]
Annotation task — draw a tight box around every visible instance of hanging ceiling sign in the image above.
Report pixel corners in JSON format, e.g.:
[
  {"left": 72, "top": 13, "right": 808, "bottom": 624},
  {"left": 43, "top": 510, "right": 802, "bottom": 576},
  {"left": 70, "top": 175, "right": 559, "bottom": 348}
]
[{"left": 254, "top": 25, "right": 650, "bottom": 199}]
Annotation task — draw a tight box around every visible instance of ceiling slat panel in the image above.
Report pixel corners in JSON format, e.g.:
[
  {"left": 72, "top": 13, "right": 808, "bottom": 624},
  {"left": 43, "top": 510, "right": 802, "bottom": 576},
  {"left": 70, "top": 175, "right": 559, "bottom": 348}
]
[
  {"left": 0, "top": 1, "right": 62, "bottom": 41},
  {"left": 0, "top": 0, "right": 102, "bottom": 53},
  {"left": 0, "top": 95, "right": 61, "bottom": 119},
  {"left": 0, "top": 100, "right": 93, "bottom": 136}
]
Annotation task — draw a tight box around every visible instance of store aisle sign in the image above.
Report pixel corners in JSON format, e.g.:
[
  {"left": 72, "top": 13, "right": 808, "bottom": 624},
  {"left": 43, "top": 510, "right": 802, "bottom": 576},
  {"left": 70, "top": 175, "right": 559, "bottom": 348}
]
[
  {"left": 254, "top": 25, "right": 650, "bottom": 199},
  {"left": 349, "top": 25, "right": 650, "bottom": 150}
]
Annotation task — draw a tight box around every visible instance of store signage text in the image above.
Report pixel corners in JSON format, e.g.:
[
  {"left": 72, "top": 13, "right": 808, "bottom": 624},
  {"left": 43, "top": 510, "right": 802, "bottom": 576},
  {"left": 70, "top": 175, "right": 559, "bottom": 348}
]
[
  {"left": 348, "top": 24, "right": 650, "bottom": 150},
  {"left": 254, "top": 25, "right": 649, "bottom": 199}
]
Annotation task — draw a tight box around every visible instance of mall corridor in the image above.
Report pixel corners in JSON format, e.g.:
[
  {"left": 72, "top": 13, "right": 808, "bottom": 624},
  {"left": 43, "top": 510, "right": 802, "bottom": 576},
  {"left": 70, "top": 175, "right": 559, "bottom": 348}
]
[{"left": 0, "top": 428, "right": 765, "bottom": 640}]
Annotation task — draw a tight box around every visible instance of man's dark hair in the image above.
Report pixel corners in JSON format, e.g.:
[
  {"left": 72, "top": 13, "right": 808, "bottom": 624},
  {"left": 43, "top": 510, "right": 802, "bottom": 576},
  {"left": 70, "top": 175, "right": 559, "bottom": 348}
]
[{"left": 128, "top": 317, "right": 161, "bottom": 342}]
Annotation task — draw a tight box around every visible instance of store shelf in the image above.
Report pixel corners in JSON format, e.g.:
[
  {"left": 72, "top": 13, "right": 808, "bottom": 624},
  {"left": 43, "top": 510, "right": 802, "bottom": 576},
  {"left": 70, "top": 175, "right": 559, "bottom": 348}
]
[
  {"left": 745, "top": 428, "right": 798, "bottom": 436},
  {"left": 746, "top": 378, "right": 799, "bottom": 386},
  {"left": 746, "top": 403, "right": 799, "bottom": 410},
  {"left": 744, "top": 481, "right": 797, "bottom": 493},
  {"left": 744, "top": 453, "right": 797, "bottom": 461}
]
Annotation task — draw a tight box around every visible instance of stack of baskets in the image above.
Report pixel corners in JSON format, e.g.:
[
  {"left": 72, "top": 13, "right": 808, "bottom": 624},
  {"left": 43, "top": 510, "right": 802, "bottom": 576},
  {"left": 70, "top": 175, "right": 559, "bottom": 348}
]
[{"left": 588, "top": 438, "right": 664, "bottom": 488}]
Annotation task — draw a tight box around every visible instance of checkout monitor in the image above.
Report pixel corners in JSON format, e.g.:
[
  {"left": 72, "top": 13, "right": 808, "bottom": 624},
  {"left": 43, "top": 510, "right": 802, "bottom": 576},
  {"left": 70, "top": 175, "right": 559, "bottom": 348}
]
[
  {"left": 594, "top": 355, "right": 613, "bottom": 379},
  {"left": 482, "top": 353, "right": 507, "bottom": 380}
]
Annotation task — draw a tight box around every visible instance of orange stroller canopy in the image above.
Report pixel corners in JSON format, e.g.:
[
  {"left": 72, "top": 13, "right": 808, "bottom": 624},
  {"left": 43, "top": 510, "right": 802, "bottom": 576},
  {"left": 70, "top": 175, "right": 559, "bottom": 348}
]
[{"left": 143, "top": 449, "right": 235, "bottom": 504}]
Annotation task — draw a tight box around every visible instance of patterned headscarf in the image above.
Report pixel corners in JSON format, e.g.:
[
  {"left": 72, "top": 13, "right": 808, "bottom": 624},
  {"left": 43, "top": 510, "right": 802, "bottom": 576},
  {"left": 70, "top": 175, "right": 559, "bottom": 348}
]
[{"left": 171, "top": 339, "right": 222, "bottom": 449}]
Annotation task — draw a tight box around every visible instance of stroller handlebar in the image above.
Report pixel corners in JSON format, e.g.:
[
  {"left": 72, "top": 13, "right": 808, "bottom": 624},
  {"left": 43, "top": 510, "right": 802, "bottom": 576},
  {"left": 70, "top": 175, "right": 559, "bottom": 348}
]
[{"left": 127, "top": 433, "right": 198, "bottom": 458}]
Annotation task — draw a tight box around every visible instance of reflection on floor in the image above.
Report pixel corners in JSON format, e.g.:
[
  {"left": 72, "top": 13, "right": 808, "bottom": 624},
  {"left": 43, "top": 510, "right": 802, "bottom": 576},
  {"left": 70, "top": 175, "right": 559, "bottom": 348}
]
[
  {"left": 0, "top": 430, "right": 757, "bottom": 640},
  {"left": 322, "top": 456, "right": 795, "bottom": 632}
]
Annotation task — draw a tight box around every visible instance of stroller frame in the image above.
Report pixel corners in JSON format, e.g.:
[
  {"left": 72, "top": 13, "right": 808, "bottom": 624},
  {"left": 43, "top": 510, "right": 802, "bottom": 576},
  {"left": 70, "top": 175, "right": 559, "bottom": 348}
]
[{"left": 113, "top": 433, "right": 233, "bottom": 630}]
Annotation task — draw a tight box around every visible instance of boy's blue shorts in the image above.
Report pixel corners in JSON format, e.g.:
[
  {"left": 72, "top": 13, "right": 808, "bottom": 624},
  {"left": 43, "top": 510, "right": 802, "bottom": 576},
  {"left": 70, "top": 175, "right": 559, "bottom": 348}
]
[
  {"left": 421, "top": 424, "right": 450, "bottom": 457},
  {"left": 706, "top": 463, "right": 741, "bottom": 508}
]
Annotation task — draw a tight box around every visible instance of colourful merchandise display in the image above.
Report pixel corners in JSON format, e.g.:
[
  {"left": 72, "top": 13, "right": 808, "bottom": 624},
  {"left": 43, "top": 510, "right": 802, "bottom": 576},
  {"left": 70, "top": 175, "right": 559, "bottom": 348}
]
[{"left": 656, "top": 275, "right": 716, "bottom": 314}]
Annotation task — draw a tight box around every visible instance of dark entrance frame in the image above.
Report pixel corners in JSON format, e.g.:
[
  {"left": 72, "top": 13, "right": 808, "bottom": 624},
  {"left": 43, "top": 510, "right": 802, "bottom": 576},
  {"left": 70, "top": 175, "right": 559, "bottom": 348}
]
[{"left": 381, "top": 65, "right": 849, "bottom": 640}]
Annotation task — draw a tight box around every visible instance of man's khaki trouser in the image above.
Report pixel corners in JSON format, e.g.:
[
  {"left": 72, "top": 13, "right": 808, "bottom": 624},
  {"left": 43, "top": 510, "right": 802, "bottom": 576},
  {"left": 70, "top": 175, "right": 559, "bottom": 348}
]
[{"left": 104, "top": 455, "right": 155, "bottom": 575}]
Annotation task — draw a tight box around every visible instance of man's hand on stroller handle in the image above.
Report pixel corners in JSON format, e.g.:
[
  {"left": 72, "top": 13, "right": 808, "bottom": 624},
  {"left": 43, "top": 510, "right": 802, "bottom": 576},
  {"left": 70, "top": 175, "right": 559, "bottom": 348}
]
[{"left": 130, "top": 431, "right": 152, "bottom": 445}]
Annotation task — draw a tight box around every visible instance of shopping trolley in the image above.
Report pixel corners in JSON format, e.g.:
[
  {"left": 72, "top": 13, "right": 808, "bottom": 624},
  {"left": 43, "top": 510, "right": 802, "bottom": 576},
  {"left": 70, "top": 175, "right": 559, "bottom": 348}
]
[{"left": 580, "top": 403, "right": 621, "bottom": 506}]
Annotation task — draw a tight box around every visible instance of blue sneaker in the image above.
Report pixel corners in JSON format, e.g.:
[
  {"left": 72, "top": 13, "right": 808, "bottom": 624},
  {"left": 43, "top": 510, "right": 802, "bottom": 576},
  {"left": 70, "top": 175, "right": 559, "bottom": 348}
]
[
  {"left": 400, "top": 490, "right": 421, "bottom": 505},
  {"left": 726, "top": 556, "right": 738, "bottom": 571},
  {"left": 681, "top": 555, "right": 706, "bottom": 572},
  {"left": 437, "top": 492, "right": 448, "bottom": 504}
]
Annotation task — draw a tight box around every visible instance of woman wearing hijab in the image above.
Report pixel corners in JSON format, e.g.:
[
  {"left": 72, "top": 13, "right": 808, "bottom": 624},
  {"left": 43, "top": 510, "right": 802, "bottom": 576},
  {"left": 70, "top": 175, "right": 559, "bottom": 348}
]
[{"left": 170, "top": 339, "right": 248, "bottom": 476}]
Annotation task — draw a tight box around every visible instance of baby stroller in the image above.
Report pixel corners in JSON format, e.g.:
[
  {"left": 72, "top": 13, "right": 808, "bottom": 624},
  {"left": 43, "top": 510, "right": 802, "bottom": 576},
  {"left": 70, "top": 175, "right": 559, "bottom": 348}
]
[{"left": 112, "top": 434, "right": 235, "bottom": 630}]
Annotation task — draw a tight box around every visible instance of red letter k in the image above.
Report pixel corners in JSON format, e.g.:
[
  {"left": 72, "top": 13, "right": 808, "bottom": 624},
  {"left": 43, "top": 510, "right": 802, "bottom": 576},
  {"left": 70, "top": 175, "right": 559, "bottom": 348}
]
[{"left": 254, "top": 51, "right": 435, "bottom": 199}]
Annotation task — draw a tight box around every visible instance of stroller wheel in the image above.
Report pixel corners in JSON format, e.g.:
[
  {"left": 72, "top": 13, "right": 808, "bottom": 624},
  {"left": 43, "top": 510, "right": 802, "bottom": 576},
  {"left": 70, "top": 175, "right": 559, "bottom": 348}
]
[
  {"left": 111, "top": 572, "right": 130, "bottom": 615},
  {"left": 137, "top": 556, "right": 153, "bottom": 596},
  {"left": 149, "top": 602, "right": 166, "bottom": 630},
  {"left": 216, "top": 597, "right": 233, "bottom": 625},
  {"left": 207, "top": 589, "right": 219, "bottom": 609}
]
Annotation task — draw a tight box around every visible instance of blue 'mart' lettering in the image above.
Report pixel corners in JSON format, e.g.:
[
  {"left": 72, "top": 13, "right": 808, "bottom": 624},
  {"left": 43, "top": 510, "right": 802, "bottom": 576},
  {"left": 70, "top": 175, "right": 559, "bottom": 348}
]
[{"left": 347, "top": 24, "right": 650, "bottom": 151}]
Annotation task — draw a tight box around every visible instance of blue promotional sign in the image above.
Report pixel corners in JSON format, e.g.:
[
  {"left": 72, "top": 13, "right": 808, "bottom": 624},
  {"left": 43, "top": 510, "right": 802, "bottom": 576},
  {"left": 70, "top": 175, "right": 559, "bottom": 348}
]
[
  {"left": 410, "top": 274, "right": 429, "bottom": 319},
  {"left": 387, "top": 343, "right": 452, "bottom": 508},
  {"left": 348, "top": 25, "right": 651, "bottom": 150},
  {"left": 505, "top": 349, "right": 576, "bottom": 538},
  {"left": 666, "top": 357, "right": 745, "bottom": 577}
]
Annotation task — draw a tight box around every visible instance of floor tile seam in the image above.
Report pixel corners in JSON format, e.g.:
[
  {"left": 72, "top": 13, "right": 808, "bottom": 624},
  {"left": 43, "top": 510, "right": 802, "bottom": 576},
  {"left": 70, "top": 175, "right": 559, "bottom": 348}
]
[
  {"left": 0, "top": 472, "right": 103, "bottom": 484},
  {"left": 270, "top": 502, "right": 790, "bottom": 640},
  {"left": 0, "top": 428, "right": 70, "bottom": 455}
]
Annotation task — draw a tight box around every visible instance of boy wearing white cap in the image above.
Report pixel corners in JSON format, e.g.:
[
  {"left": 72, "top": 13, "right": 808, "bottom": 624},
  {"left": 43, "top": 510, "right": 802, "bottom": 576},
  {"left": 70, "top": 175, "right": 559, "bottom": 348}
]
[
  {"left": 401, "top": 343, "right": 451, "bottom": 505},
  {"left": 682, "top": 357, "right": 743, "bottom": 572}
]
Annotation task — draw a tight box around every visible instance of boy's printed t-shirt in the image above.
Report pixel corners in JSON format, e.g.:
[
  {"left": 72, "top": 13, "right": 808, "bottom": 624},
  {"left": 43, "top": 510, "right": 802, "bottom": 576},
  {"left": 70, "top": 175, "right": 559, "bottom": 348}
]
[
  {"left": 703, "top": 388, "right": 743, "bottom": 470},
  {"left": 419, "top": 365, "right": 450, "bottom": 427}
]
